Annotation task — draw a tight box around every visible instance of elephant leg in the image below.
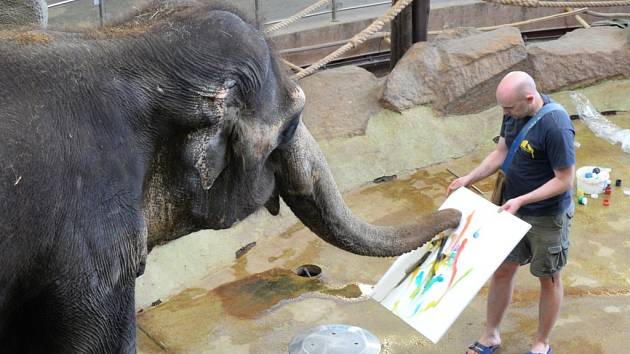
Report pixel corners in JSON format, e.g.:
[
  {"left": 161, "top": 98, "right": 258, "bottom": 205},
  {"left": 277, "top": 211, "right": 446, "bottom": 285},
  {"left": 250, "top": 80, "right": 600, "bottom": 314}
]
[{"left": 13, "top": 273, "right": 137, "bottom": 353}]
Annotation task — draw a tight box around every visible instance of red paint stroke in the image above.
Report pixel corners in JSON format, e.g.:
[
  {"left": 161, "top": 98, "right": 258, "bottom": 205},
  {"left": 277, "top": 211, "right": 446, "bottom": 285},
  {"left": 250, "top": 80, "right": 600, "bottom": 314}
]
[
  {"left": 410, "top": 210, "right": 482, "bottom": 315},
  {"left": 447, "top": 238, "right": 468, "bottom": 289},
  {"left": 447, "top": 210, "right": 475, "bottom": 254},
  {"left": 420, "top": 214, "right": 475, "bottom": 312}
]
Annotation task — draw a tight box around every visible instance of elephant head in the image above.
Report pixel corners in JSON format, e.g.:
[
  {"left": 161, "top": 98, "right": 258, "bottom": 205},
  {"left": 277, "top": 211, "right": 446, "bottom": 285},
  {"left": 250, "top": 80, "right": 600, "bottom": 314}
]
[{"left": 140, "top": 5, "right": 461, "bottom": 256}]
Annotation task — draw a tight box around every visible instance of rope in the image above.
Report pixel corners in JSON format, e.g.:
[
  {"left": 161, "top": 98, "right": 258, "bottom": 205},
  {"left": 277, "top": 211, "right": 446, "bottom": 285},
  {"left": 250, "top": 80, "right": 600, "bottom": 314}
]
[
  {"left": 483, "top": 0, "right": 630, "bottom": 7},
  {"left": 282, "top": 58, "right": 306, "bottom": 74},
  {"left": 294, "top": 0, "right": 415, "bottom": 80},
  {"left": 264, "top": 0, "right": 330, "bottom": 34}
]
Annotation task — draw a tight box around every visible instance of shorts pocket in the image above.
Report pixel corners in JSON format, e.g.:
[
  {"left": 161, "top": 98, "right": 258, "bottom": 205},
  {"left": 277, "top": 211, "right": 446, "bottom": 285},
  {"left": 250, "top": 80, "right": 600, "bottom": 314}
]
[
  {"left": 552, "top": 213, "right": 565, "bottom": 228},
  {"left": 548, "top": 245, "right": 562, "bottom": 254},
  {"left": 546, "top": 245, "right": 567, "bottom": 274},
  {"left": 566, "top": 205, "right": 575, "bottom": 219}
]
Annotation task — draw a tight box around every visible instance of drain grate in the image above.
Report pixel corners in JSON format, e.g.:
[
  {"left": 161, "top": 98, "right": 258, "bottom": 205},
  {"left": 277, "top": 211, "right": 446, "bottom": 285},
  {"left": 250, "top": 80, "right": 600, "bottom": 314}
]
[
  {"left": 295, "top": 264, "right": 322, "bottom": 278},
  {"left": 288, "top": 324, "right": 381, "bottom": 354}
]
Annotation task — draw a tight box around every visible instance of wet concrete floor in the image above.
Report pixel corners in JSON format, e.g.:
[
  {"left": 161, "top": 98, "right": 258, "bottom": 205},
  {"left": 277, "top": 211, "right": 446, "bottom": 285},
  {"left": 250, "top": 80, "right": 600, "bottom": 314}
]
[{"left": 137, "top": 112, "right": 630, "bottom": 353}]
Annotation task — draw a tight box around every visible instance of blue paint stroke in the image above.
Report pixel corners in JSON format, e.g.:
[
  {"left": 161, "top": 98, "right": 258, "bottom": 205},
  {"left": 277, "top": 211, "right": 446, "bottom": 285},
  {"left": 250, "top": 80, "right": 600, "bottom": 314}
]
[
  {"left": 422, "top": 274, "right": 444, "bottom": 294},
  {"left": 412, "top": 301, "right": 424, "bottom": 316},
  {"left": 414, "top": 271, "right": 425, "bottom": 286}
]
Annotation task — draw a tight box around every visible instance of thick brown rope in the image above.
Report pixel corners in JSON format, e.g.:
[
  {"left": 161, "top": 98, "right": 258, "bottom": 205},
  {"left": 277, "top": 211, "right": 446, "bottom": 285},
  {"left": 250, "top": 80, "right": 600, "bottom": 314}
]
[
  {"left": 483, "top": 0, "right": 630, "bottom": 7},
  {"left": 264, "top": 0, "right": 330, "bottom": 34},
  {"left": 294, "top": 0, "right": 415, "bottom": 80}
]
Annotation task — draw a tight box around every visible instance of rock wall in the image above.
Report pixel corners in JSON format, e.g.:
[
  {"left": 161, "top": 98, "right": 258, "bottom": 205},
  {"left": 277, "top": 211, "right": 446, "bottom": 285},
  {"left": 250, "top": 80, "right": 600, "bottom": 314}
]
[
  {"left": 381, "top": 27, "right": 528, "bottom": 114},
  {"left": 300, "top": 65, "right": 383, "bottom": 140},
  {"left": 528, "top": 27, "right": 630, "bottom": 92},
  {"left": 381, "top": 26, "right": 630, "bottom": 116},
  {"left": 0, "top": 0, "right": 48, "bottom": 28}
]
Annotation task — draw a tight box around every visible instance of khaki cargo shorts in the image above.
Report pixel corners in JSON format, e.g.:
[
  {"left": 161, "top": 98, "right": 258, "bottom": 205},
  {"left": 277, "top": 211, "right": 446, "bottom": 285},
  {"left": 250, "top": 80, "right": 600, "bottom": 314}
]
[{"left": 505, "top": 202, "right": 575, "bottom": 277}]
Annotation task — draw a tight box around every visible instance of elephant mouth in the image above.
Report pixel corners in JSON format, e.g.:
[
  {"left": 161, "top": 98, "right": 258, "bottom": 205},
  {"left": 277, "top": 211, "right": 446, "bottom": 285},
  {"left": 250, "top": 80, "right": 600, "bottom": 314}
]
[{"left": 264, "top": 188, "right": 280, "bottom": 216}]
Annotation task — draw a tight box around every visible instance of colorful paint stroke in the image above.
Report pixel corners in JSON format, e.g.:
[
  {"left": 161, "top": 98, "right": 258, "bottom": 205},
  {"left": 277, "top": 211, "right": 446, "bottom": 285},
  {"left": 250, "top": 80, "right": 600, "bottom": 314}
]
[{"left": 370, "top": 187, "right": 531, "bottom": 343}]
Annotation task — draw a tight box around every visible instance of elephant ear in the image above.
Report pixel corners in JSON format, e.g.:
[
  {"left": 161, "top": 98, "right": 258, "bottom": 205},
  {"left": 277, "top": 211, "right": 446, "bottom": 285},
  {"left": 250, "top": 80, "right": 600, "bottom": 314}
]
[
  {"left": 185, "top": 127, "right": 227, "bottom": 190},
  {"left": 183, "top": 79, "right": 239, "bottom": 189}
]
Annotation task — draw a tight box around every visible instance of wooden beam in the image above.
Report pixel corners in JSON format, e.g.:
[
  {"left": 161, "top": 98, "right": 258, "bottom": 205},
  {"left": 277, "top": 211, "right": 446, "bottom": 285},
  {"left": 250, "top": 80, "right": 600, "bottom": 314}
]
[{"left": 390, "top": 0, "right": 413, "bottom": 70}]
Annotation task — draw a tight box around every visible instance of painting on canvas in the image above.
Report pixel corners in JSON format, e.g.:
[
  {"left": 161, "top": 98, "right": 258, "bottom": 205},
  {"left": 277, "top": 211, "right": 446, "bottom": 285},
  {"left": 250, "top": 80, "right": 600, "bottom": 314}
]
[{"left": 370, "top": 187, "right": 531, "bottom": 343}]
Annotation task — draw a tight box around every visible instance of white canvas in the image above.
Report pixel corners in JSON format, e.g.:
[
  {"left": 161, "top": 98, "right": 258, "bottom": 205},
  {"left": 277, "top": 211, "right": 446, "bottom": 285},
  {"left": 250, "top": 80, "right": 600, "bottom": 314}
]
[{"left": 370, "top": 187, "right": 531, "bottom": 343}]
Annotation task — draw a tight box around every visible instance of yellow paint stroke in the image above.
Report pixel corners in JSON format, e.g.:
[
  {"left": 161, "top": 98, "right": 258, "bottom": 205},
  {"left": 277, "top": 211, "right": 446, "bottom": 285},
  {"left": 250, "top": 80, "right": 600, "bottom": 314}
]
[
  {"left": 413, "top": 210, "right": 480, "bottom": 315},
  {"left": 407, "top": 267, "right": 421, "bottom": 287},
  {"left": 422, "top": 299, "right": 440, "bottom": 312}
]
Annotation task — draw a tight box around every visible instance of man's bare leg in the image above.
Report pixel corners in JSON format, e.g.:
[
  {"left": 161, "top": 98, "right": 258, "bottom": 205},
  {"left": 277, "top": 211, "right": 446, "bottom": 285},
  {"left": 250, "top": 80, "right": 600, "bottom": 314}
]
[
  {"left": 466, "top": 261, "right": 519, "bottom": 353},
  {"left": 529, "top": 272, "right": 562, "bottom": 353}
]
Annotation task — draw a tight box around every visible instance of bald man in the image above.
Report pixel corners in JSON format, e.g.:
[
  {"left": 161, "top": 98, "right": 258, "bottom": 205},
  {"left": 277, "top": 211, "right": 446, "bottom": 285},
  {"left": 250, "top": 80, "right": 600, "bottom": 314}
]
[{"left": 447, "top": 71, "right": 575, "bottom": 354}]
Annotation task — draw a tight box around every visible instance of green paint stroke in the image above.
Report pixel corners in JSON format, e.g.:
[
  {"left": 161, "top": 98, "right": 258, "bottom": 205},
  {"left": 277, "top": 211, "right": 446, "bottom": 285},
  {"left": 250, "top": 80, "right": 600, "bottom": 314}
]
[{"left": 450, "top": 267, "right": 473, "bottom": 289}]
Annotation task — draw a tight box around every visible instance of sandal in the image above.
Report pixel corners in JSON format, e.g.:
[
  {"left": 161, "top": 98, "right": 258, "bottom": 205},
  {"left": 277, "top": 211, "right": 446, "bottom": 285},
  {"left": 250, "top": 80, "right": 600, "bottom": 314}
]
[
  {"left": 526, "top": 346, "right": 552, "bottom": 354},
  {"left": 467, "top": 341, "right": 501, "bottom": 354}
]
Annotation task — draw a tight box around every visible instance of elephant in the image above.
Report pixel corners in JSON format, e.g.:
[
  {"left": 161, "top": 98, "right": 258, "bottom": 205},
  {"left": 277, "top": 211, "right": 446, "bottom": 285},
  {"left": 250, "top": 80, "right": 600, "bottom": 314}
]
[{"left": 0, "top": 2, "right": 462, "bottom": 352}]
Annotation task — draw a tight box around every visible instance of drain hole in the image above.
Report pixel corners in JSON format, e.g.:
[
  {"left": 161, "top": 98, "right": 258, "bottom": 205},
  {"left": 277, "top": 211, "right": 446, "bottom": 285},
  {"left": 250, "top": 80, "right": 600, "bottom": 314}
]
[{"left": 295, "top": 264, "right": 322, "bottom": 278}]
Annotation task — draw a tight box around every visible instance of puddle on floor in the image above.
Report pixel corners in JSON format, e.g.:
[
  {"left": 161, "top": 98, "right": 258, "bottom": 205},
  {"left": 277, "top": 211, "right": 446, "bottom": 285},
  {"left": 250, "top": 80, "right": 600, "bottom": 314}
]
[{"left": 214, "top": 268, "right": 361, "bottom": 319}]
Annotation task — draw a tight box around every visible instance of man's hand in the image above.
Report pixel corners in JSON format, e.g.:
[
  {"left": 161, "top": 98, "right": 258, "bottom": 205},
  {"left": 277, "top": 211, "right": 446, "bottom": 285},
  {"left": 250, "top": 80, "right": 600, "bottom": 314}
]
[
  {"left": 499, "top": 196, "right": 525, "bottom": 214},
  {"left": 446, "top": 175, "right": 472, "bottom": 196}
]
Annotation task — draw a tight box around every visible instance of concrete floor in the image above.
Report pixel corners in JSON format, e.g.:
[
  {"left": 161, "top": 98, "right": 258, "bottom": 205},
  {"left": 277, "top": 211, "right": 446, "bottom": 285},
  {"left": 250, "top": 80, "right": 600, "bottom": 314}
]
[{"left": 136, "top": 81, "right": 630, "bottom": 353}]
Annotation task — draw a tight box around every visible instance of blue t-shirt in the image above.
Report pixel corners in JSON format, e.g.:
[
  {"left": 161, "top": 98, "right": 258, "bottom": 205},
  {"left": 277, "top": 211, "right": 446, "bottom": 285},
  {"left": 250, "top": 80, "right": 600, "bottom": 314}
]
[{"left": 500, "top": 95, "right": 575, "bottom": 216}]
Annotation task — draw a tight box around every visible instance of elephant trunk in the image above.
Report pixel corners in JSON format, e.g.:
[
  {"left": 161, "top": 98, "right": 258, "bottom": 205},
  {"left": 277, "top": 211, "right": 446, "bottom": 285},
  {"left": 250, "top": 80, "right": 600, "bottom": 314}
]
[{"left": 275, "top": 122, "right": 461, "bottom": 257}]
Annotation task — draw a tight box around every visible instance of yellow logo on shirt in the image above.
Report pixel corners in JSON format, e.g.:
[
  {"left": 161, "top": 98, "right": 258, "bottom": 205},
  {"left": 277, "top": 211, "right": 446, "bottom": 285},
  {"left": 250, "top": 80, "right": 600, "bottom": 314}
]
[{"left": 520, "top": 140, "right": 535, "bottom": 158}]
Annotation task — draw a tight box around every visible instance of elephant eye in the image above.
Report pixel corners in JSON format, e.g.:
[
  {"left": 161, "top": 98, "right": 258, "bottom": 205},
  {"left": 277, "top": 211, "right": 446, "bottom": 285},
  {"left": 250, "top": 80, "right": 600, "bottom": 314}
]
[{"left": 278, "top": 114, "right": 300, "bottom": 146}]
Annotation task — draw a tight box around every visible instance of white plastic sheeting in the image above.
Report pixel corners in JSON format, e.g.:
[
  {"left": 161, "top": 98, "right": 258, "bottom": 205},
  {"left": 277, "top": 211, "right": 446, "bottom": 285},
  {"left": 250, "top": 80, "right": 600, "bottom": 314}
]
[{"left": 570, "top": 92, "right": 630, "bottom": 153}]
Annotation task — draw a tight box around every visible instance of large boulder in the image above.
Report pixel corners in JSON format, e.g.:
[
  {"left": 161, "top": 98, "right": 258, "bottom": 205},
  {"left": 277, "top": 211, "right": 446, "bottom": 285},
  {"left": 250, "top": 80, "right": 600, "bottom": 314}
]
[
  {"left": 381, "top": 26, "right": 528, "bottom": 115},
  {"left": 0, "top": 0, "right": 48, "bottom": 28},
  {"left": 300, "top": 65, "right": 383, "bottom": 140},
  {"left": 528, "top": 27, "right": 630, "bottom": 92}
]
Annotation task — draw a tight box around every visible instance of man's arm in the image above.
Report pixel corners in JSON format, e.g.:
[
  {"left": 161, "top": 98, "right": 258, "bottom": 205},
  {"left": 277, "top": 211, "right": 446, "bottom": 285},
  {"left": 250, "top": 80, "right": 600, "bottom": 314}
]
[
  {"left": 500, "top": 165, "right": 575, "bottom": 214},
  {"left": 446, "top": 137, "right": 509, "bottom": 195}
]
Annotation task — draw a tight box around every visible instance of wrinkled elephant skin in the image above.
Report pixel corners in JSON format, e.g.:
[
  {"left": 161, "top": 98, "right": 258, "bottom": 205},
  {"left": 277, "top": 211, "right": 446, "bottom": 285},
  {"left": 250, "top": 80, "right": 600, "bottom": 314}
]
[{"left": 0, "top": 3, "right": 461, "bottom": 352}]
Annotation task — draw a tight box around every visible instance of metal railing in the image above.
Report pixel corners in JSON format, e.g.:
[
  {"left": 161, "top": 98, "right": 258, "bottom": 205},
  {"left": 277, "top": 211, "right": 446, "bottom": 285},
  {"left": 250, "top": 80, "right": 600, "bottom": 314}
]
[
  {"left": 264, "top": 1, "right": 391, "bottom": 26},
  {"left": 48, "top": 0, "right": 106, "bottom": 27},
  {"left": 48, "top": 0, "right": 81, "bottom": 8},
  {"left": 48, "top": 0, "right": 391, "bottom": 28}
]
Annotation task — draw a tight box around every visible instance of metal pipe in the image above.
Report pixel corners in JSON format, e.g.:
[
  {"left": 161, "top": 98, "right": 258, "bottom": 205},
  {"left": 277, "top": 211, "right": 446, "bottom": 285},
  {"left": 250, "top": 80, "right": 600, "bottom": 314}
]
[
  {"left": 585, "top": 9, "right": 630, "bottom": 18},
  {"left": 331, "top": 0, "right": 337, "bottom": 22},
  {"left": 265, "top": 1, "right": 390, "bottom": 26},
  {"left": 255, "top": 0, "right": 262, "bottom": 29},
  {"left": 47, "top": 0, "right": 81, "bottom": 8},
  {"left": 99, "top": 0, "right": 105, "bottom": 27}
]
